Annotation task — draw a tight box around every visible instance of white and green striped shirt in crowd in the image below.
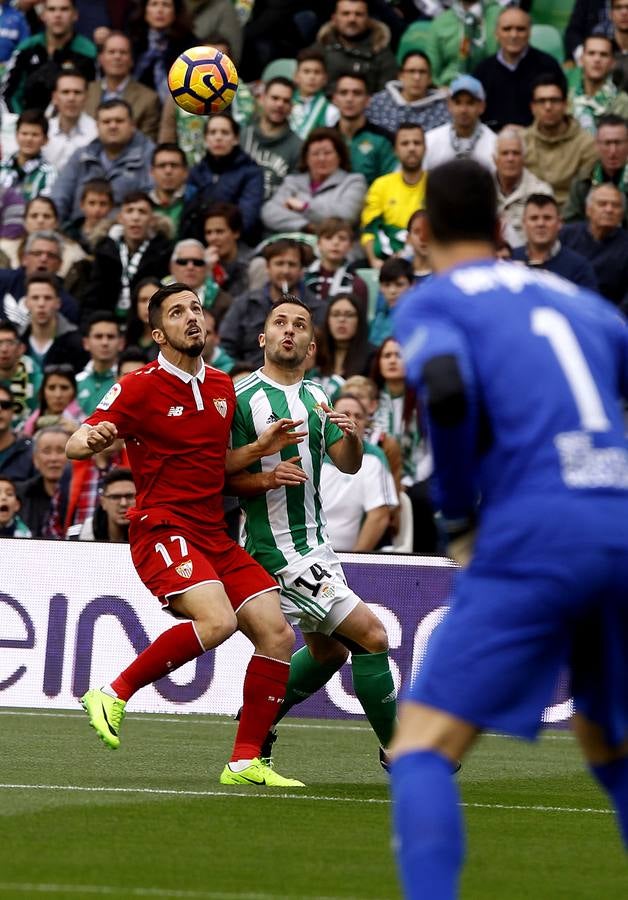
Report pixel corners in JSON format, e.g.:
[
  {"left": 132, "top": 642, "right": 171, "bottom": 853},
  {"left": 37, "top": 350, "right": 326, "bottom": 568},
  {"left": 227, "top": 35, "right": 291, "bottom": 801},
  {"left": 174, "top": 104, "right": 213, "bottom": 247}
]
[{"left": 232, "top": 370, "right": 344, "bottom": 577}]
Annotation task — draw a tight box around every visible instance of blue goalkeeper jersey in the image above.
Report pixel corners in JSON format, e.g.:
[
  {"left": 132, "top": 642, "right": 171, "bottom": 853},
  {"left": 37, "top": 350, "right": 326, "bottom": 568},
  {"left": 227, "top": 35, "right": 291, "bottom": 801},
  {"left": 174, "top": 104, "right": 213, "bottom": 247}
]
[{"left": 394, "top": 259, "right": 628, "bottom": 545}]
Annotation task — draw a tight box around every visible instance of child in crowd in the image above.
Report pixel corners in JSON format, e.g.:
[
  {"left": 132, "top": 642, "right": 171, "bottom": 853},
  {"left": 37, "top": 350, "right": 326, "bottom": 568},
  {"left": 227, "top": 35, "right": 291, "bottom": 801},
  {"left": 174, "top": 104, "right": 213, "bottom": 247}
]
[
  {"left": 369, "top": 257, "right": 414, "bottom": 346},
  {"left": 404, "top": 209, "right": 432, "bottom": 284},
  {"left": 289, "top": 48, "right": 339, "bottom": 139},
  {"left": 64, "top": 179, "right": 115, "bottom": 252},
  {"left": 0, "top": 109, "right": 57, "bottom": 202},
  {"left": 305, "top": 217, "right": 368, "bottom": 308},
  {"left": 0, "top": 476, "right": 32, "bottom": 538}
]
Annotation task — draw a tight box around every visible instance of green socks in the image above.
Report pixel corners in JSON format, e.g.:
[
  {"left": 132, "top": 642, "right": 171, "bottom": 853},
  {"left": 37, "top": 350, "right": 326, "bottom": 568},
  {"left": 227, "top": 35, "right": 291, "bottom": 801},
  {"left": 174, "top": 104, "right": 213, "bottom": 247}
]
[
  {"left": 276, "top": 645, "right": 398, "bottom": 749},
  {"left": 277, "top": 645, "right": 345, "bottom": 723},
  {"left": 351, "top": 650, "right": 397, "bottom": 748}
]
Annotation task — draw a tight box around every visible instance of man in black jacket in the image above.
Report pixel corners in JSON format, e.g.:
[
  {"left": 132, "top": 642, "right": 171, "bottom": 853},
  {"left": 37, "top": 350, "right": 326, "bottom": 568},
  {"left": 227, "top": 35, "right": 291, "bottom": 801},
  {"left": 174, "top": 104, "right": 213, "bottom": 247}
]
[
  {"left": 474, "top": 6, "right": 564, "bottom": 132},
  {"left": 81, "top": 191, "right": 173, "bottom": 321},
  {"left": 2, "top": 0, "right": 96, "bottom": 113},
  {"left": 219, "top": 239, "right": 325, "bottom": 368}
]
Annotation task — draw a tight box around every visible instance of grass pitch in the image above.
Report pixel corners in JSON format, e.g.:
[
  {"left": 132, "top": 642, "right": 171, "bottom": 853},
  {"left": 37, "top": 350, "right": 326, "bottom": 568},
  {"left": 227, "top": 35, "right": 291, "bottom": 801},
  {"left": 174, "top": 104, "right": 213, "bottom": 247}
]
[{"left": 0, "top": 709, "right": 624, "bottom": 899}]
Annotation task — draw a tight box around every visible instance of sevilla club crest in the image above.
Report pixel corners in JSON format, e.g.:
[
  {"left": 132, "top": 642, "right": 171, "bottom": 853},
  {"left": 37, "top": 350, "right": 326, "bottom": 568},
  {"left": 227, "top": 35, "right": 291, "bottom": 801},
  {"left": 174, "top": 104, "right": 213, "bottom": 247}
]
[
  {"left": 176, "top": 560, "right": 194, "bottom": 578},
  {"left": 213, "top": 398, "right": 227, "bottom": 418}
]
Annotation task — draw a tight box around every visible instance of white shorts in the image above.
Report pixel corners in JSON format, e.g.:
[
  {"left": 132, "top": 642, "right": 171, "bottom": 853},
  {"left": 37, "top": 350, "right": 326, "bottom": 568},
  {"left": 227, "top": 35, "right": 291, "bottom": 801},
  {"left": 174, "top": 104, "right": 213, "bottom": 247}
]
[{"left": 275, "top": 546, "right": 361, "bottom": 635}]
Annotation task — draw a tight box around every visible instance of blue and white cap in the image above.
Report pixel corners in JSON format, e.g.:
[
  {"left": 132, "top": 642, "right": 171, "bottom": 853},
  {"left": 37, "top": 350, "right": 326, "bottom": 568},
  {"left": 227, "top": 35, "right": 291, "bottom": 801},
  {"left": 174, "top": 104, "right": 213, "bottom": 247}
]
[{"left": 449, "top": 75, "right": 486, "bottom": 101}]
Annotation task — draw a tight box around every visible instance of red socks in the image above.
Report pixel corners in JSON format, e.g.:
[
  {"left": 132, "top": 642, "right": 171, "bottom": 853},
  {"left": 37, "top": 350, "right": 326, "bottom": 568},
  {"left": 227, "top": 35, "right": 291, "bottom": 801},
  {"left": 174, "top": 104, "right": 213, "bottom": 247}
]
[
  {"left": 111, "top": 621, "right": 204, "bottom": 702},
  {"left": 230, "top": 654, "right": 290, "bottom": 761}
]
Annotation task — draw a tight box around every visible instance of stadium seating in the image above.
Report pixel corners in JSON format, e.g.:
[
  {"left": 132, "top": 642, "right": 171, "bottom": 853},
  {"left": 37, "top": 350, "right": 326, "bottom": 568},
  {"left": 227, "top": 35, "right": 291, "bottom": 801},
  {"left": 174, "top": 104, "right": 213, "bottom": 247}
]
[
  {"left": 261, "top": 57, "right": 297, "bottom": 83},
  {"left": 530, "top": 24, "right": 565, "bottom": 64},
  {"left": 530, "top": 0, "right": 575, "bottom": 34},
  {"left": 396, "top": 20, "right": 432, "bottom": 65},
  {"left": 355, "top": 267, "right": 381, "bottom": 322}
]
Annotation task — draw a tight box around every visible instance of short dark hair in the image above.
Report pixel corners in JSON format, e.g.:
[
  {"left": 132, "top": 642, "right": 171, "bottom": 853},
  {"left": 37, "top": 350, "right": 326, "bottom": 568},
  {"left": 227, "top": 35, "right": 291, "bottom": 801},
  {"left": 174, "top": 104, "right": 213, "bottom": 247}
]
[
  {"left": 583, "top": 33, "right": 613, "bottom": 51},
  {"left": 395, "top": 120, "right": 424, "bottom": 140},
  {"left": 0, "top": 474, "right": 18, "bottom": 493},
  {"left": 83, "top": 310, "right": 120, "bottom": 336},
  {"left": 96, "top": 97, "right": 133, "bottom": 118},
  {"left": 597, "top": 113, "right": 628, "bottom": 131},
  {"left": 264, "top": 76, "right": 295, "bottom": 93},
  {"left": 300, "top": 127, "right": 350, "bottom": 173},
  {"left": 54, "top": 68, "right": 87, "bottom": 90},
  {"left": 26, "top": 195, "right": 58, "bottom": 219},
  {"left": 17, "top": 108, "right": 48, "bottom": 136},
  {"left": 204, "top": 112, "right": 239, "bottom": 136},
  {"left": 0, "top": 319, "right": 20, "bottom": 337},
  {"left": 203, "top": 202, "right": 243, "bottom": 234},
  {"left": 80, "top": 179, "right": 114, "bottom": 203},
  {"left": 263, "top": 238, "right": 308, "bottom": 266},
  {"left": 25, "top": 272, "right": 60, "bottom": 294},
  {"left": 317, "top": 217, "right": 353, "bottom": 239},
  {"left": 118, "top": 345, "right": 148, "bottom": 368},
  {"left": 152, "top": 143, "right": 187, "bottom": 167},
  {"left": 101, "top": 466, "right": 134, "bottom": 492},
  {"left": 426, "top": 159, "right": 498, "bottom": 244},
  {"left": 264, "top": 294, "right": 313, "bottom": 331},
  {"left": 334, "top": 71, "right": 369, "bottom": 92},
  {"left": 296, "top": 47, "right": 326, "bottom": 69},
  {"left": 524, "top": 192, "right": 559, "bottom": 210},
  {"left": 148, "top": 282, "right": 198, "bottom": 330},
  {"left": 380, "top": 257, "right": 414, "bottom": 284},
  {"left": 120, "top": 190, "right": 153, "bottom": 208},
  {"left": 400, "top": 50, "right": 432, "bottom": 72},
  {"left": 531, "top": 72, "right": 567, "bottom": 102}
]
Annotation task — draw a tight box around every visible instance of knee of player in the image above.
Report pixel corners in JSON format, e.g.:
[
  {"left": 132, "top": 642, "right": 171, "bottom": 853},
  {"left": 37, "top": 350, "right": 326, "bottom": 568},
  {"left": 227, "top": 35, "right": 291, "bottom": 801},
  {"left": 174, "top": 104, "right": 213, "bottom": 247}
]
[
  {"left": 196, "top": 611, "right": 237, "bottom": 648},
  {"left": 362, "top": 620, "right": 389, "bottom": 654},
  {"left": 276, "top": 619, "right": 296, "bottom": 654}
]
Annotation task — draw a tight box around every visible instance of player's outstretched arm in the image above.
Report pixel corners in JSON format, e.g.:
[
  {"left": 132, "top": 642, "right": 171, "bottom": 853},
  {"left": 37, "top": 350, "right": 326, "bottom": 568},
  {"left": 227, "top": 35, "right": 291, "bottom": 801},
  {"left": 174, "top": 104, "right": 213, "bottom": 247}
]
[
  {"left": 66, "top": 422, "right": 118, "bottom": 460},
  {"left": 225, "top": 418, "right": 307, "bottom": 475},
  {"left": 227, "top": 457, "right": 308, "bottom": 497},
  {"left": 322, "top": 402, "right": 363, "bottom": 474}
]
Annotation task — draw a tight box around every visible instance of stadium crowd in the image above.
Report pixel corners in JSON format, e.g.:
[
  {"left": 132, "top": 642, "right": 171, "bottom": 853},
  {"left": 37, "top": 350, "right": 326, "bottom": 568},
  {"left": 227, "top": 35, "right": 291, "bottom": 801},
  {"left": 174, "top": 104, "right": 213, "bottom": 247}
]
[{"left": 0, "top": 0, "right": 625, "bottom": 554}]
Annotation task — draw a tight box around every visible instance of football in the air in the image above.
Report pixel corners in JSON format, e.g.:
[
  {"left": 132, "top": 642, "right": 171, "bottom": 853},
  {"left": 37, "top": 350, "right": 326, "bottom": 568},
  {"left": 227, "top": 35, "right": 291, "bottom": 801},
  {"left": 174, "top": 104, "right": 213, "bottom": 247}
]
[{"left": 167, "top": 46, "right": 239, "bottom": 115}]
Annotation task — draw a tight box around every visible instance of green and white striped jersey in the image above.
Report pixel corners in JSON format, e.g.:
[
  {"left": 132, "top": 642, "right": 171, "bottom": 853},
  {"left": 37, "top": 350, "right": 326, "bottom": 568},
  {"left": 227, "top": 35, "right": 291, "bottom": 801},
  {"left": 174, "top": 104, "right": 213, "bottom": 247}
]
[{"left": 232, "top": 369, "right": 344, "bottom": 577}]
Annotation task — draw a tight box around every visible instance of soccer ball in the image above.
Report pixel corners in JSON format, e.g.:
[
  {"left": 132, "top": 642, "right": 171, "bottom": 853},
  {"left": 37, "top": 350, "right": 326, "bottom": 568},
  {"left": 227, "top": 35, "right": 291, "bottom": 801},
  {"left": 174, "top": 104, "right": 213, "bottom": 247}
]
[{"left": 167, "top": 46, "right": 239, "bottom": 116}]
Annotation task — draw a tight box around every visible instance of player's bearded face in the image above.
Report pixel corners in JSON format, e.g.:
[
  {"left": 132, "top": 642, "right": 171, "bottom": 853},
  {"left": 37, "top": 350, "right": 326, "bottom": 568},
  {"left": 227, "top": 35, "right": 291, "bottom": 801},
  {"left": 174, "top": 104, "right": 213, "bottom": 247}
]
[
  {"left": 160, "top": 295, "right": 207, "bottom": 357},
  {"left": 263, "top": 309, "right": 313, "bottom": 367}
]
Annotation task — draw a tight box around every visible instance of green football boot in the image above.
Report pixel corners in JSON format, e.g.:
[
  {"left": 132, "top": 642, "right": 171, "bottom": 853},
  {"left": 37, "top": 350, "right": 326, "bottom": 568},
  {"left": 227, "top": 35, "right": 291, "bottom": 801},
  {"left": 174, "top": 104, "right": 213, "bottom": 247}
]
[
  {"left": 81, "top": 688, "right": 126, "bottom": 750},
  {"left": 219, "top": 758, "right": 304, "bottom": 787}
]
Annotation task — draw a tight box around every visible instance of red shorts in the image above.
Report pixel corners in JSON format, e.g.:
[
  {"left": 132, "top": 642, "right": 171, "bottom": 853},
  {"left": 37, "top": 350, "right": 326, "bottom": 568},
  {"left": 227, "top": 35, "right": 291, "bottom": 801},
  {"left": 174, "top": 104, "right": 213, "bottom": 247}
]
[{"left": 129, "top": 513, "right": 277, "bottom": 613}]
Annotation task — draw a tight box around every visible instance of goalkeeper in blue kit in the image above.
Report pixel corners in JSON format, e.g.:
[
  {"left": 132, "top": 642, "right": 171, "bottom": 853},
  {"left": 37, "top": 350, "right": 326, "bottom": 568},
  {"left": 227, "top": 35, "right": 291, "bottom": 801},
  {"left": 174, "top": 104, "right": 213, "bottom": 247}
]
[{"left": 389, "top": 159, "right": 628, "bottom": 899}]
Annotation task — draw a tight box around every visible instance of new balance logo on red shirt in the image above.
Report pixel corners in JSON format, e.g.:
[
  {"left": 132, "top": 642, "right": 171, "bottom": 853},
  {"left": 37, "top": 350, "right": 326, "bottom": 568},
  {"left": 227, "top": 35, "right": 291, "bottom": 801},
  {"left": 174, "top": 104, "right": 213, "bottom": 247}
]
[{"left": 168, "top": 406, "right": 184, "bottom": 416}]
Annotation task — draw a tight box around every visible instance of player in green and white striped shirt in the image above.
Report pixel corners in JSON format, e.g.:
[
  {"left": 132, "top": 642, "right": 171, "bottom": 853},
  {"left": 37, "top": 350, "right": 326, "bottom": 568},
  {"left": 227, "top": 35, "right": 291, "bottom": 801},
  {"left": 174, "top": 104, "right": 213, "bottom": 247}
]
[{"left": 230, "top": 296, "right": 397, "bottom": 770}]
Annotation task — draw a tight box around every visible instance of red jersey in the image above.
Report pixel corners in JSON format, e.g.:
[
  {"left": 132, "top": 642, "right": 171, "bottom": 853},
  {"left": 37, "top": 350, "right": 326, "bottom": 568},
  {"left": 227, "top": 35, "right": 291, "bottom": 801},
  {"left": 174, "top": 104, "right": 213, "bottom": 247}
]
[{"left": 86, "top": 354, "right": 235, "bottom": 531}]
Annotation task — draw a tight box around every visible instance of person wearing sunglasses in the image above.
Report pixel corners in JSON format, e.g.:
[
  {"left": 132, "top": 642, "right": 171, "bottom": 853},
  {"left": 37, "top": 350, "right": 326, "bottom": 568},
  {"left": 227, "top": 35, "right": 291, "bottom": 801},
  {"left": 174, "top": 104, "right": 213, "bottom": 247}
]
[
  {"left": 66, "top": 465, "right": 135, "bottom": 542},
  {"left": 0, "top": 382, "right": 35, "bottom": 483},
  {"left": 166, "top": 238, "right": 233, "bottom": 328}
]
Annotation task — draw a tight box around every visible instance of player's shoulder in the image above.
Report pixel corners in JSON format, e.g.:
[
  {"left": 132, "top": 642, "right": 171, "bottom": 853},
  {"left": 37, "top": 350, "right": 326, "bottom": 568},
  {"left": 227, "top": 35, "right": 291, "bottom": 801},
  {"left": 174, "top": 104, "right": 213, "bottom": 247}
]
[
  {"left": 203, "top": 362, "right": 233, "bottom": 388},
  {"left": 234, "top": 370, "right": 263, "bottom": 401}
]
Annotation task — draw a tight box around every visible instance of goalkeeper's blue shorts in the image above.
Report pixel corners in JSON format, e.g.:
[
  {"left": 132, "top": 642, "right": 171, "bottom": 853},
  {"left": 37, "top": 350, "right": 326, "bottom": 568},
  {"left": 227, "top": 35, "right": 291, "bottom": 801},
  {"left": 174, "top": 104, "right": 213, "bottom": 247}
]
[{"left": 404, "top": 544, "right": 628, "bottom": 747}]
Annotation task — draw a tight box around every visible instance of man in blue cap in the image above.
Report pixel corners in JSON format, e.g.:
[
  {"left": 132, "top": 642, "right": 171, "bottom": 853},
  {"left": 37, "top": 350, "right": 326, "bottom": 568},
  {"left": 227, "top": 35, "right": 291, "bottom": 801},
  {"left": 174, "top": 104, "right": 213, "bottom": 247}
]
[{"left": 423, "top": 75, "right": 497, "bottom": 172}]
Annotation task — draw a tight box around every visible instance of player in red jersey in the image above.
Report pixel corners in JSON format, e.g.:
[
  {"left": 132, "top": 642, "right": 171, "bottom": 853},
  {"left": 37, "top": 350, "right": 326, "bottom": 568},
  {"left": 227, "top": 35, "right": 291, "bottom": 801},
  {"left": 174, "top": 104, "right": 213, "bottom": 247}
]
[{"left": 66, "top": 283, "right": 307, "bottom": 787}]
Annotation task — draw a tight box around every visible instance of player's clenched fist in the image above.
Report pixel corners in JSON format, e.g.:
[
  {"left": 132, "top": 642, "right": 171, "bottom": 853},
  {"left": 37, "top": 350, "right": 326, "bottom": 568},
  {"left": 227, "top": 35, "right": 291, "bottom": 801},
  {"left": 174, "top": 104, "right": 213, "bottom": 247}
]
[{"left": 85, "top": 421, "right": 118, "bottom": 452}]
